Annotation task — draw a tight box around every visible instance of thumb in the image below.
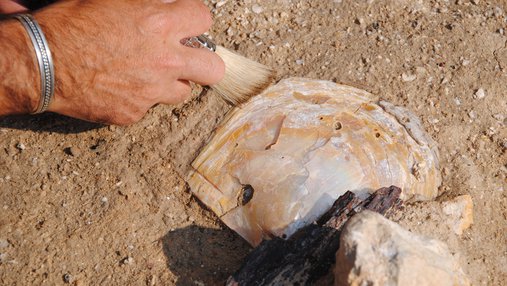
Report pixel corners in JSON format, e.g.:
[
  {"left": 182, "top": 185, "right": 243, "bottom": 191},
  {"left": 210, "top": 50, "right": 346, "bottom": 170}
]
[{"left": 0, "top": 1, "right": 28, "bottom": 14}]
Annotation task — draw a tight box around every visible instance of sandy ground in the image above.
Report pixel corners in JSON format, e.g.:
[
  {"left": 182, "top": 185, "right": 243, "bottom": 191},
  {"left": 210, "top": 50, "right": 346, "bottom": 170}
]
[{"left": 1, "top": 0, "right": 506, "bottom": 285}]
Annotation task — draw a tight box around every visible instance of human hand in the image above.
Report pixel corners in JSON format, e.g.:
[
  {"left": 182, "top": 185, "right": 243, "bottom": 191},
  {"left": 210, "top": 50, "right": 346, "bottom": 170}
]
[
  {"left": 0, "top": 0, "right": 27, "bottom": 14},
  {"left": 29, "top": 0, "right": 224, "bottom": 125}
]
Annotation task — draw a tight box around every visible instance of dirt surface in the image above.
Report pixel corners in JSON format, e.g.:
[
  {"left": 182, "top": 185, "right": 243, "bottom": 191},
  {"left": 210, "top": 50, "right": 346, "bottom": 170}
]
[{"left": 1, "top": 0, "right": 506, "bottom": 285}]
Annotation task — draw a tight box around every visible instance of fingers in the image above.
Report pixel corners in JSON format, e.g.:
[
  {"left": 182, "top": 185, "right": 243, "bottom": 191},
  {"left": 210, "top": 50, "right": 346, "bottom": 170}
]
[
  {"left": 178, "top": 47, "right": 225, "bottom": 86},
  {"left": 163, "top": 0, "right": 213, "bottom": 38},
  {"left": 0, "top": 0, "right": 27, "bottom": 13},
  {"left": 158, "top": 80, "right": 192, "bottom": 105}
]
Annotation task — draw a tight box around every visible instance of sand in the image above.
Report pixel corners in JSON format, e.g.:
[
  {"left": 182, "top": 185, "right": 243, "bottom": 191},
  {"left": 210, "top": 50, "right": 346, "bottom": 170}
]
[{"left": 0, "top": 0, "right": 506, "bottom": 285}]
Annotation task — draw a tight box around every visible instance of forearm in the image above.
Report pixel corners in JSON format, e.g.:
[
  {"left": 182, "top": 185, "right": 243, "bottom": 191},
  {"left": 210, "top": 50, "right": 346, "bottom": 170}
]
[{"left": 0, "top": 18, "right": 39, "bottom": 115}]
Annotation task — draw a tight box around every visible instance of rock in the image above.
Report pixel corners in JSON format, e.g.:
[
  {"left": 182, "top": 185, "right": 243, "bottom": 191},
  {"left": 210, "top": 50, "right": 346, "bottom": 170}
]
[
  {"left": 473, "top": 88, "right": 486, "bottom": 99},
  {"left": 442, "top": 195, "right": 474, "bottom": 236},
  {"left": 401, "top": 72, "right": 417, "bottom": 82},
  {"left": 121, "top": 256, "right": 134, "bottom": 265},
  {"left": 16, "top": 143, "right": 26, "bottom": 151},
  {"left": 251, "top": 4, "right": 263, "bottom": 14},
  {"left": 215, "top": 0, "right": 228, "bottom": 8},
  {"left": 334, "top": 211, "right": 470, "bottom": 286},
  {"left": 63, "top": 273, "right": 72, "bottom": 284},
  {"left": 0, "top": 239, "right": 10, "bottom": 249}
]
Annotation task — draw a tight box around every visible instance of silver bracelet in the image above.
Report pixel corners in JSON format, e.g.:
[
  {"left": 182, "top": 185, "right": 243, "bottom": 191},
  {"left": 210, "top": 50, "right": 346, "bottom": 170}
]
[{"left": 13, "top": 14, "right": 54, "bottom": 114}]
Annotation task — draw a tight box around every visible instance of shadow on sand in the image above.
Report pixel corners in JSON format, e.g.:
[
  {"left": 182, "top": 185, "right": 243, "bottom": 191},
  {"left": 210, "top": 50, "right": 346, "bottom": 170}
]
[
  {"left": 161, "top": 225, "right": 251, "bottom": 286},
  {"left": 0, "top": 113, "right": 104, "bottom": 134}
]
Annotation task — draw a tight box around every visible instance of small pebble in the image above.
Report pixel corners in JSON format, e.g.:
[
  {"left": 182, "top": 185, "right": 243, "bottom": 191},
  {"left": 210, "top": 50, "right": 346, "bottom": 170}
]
[
  {"left": 401, "top": 72, "right": 417, "bottom": 82},
  {"left": 63, "top": 147, "right": 78, "bottom": 156},
  {"left": 215, "top": 0, "right": 227, "bottom": 8},
  {"left": 493, "top": 113, "right": 504, "bottom": 122},
  {"left": 63, "top": 273, "right": 72, "bottom": 284},
  {"left": 121, "top": 256, "right": 134, "bottom": 265},
  {"left": 0, "top": 239, "right": 9, "bottom": 249},
  {"left": 473, "top": 88, "right": 486, "bottom": 99},
  {"left": 16, "top": 143, "right": 26, "bottom": 151},
  {"left": 296, "top": 59, "right": 304, "bottom": 65},
  {"left": 251, "top": 4, "right": 263, "bottom": 14}
]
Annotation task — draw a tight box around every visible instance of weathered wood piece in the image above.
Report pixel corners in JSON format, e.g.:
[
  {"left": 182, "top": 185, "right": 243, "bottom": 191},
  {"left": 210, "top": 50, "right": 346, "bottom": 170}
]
[{"left": 226, "top": 186, "right": 402, "bottom": 286}]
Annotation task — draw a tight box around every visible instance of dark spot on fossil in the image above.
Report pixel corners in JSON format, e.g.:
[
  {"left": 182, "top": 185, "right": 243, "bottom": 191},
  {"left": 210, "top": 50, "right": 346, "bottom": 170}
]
[{"left": 239, "top": 184, "right": 254, "bottom": 206}]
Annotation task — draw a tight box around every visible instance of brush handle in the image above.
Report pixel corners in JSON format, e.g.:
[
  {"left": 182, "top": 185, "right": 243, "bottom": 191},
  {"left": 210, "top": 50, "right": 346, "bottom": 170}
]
[{"left": 183, "top": 35, "right": 216, "bottom": 52}]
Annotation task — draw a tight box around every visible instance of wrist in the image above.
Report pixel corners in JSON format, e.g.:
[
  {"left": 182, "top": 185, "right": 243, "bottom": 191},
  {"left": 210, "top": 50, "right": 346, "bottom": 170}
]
[{"left": 0, "top": 18, "right": 40, "bottom": 115}]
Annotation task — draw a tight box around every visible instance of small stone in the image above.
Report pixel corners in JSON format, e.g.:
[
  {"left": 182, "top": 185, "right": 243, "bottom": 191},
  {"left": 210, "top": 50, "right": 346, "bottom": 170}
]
[
  {"left": 63, "top": 273, "right": 73, "bottom": 284},
  {"left": 215, "top": 0, "right": 227, "bottom": 8},
  {"left": 493, "top": 113, "right": 505, "bottom": 122},
  {"left": 335, "top": 211, "right": 470, "bottom": 286},
  {"left": 121, "top": 256, "right": 134, "bottom": 265},
  {"left": 226, "top": 27, "right": 234, "bottom": 36},
  {"left": 16, "top": 143, "right": 26, "bottom": 151},
  {"left": 63, "top": 147, "right": 79, "bottom": 157},
  {"left": 473, "top": 88, "right": 485, "bottom": 99},
  {"left": 251, "top": 4, "right": 263, "bottom": 14},
  {"left": 468, "top": 110, "right": 477, "bottom": 119},
  {"left": 0, "top": 239, "right": 9, "bottom": 249},
  {"left": 401, "top": 72, "right": 417, "bottom": 82},
  {"left": 442, "top": 195, "right": 474, "bottom": 236},
  {"left": 100, "top": 197, "right": 108, "bottom": 206},
  {"left": 295, "top": 59, "right": 304, "bottom": 65}
]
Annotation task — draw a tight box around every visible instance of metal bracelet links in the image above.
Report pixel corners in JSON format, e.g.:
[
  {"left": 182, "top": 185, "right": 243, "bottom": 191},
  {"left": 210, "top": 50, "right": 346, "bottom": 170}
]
[{"left": 13, "top": 14, "right": 54, "bottom": 114}]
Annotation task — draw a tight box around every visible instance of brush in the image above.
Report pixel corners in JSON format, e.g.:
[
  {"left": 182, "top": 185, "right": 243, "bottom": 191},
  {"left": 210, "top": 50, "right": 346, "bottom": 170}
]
[{"left": 184, "top": 35, "right": 275, "bottom": 106}]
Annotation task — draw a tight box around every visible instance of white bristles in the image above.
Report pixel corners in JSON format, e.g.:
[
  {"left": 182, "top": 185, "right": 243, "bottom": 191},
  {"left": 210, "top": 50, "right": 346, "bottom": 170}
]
[{"left": 211, "top": 46, "right": 275, "bottom": 106}]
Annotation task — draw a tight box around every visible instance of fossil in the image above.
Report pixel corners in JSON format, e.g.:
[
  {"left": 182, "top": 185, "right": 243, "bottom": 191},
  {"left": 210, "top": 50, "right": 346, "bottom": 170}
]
[{"left": 188, "top": 78, "right": 441, "bottom": 246}]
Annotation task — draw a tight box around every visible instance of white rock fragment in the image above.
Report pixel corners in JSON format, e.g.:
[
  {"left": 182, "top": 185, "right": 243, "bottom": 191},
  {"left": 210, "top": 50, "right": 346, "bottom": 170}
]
[
  {"left": 442, "top": 195, "right": 474, "bottom": 236},
  {"left": 295, "top": 59, "right": 304, "bottom": 65},
  {"left": 251, "top": 4, "right": 263, "bottom": 14},
  {"left": 0, "top": 239, "right": 9, "bottom": 249},
  {"left": 335, "top": 211, "right": 470, "bottom": 286},
  {"left": 121, "top": 256, "right": 134, "bottom": 265},
  {"left": 473, "top": 88, "right": 486, "bottom": 99},
  {"left": 493, "top": 113, "right": 505, "bottom": 122},
  {"left": 215, "top": 0, "right": 227, "bottom": 8},
  {"left": 16, "top": 143, "right": 26, "bottom": 151},
  {"left": 401, "top": 72, "right": 417, "bottom": 82}
]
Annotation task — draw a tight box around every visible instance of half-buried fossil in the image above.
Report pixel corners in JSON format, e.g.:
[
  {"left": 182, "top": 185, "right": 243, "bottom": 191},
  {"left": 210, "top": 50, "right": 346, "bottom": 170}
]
[{"left": 187, "top": 78, "right": 441, "bottom": 246}]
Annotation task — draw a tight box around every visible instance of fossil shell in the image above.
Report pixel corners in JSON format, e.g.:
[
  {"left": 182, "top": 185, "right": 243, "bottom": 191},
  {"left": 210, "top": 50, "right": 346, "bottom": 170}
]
[{"left": 188, "top": 78, "right": 441, "bottom": 246}]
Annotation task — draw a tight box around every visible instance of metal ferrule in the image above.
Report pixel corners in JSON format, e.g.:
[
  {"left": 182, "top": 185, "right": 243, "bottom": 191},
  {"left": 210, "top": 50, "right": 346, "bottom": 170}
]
[{"left": 184, "top": 35, "right": 216, "bottom": 52}]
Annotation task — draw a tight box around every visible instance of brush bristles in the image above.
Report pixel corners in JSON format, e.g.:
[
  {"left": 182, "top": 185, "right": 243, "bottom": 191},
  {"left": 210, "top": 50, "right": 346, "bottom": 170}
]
[{"left": 212, "top": 46, "right": 275, "bottom": 106}]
